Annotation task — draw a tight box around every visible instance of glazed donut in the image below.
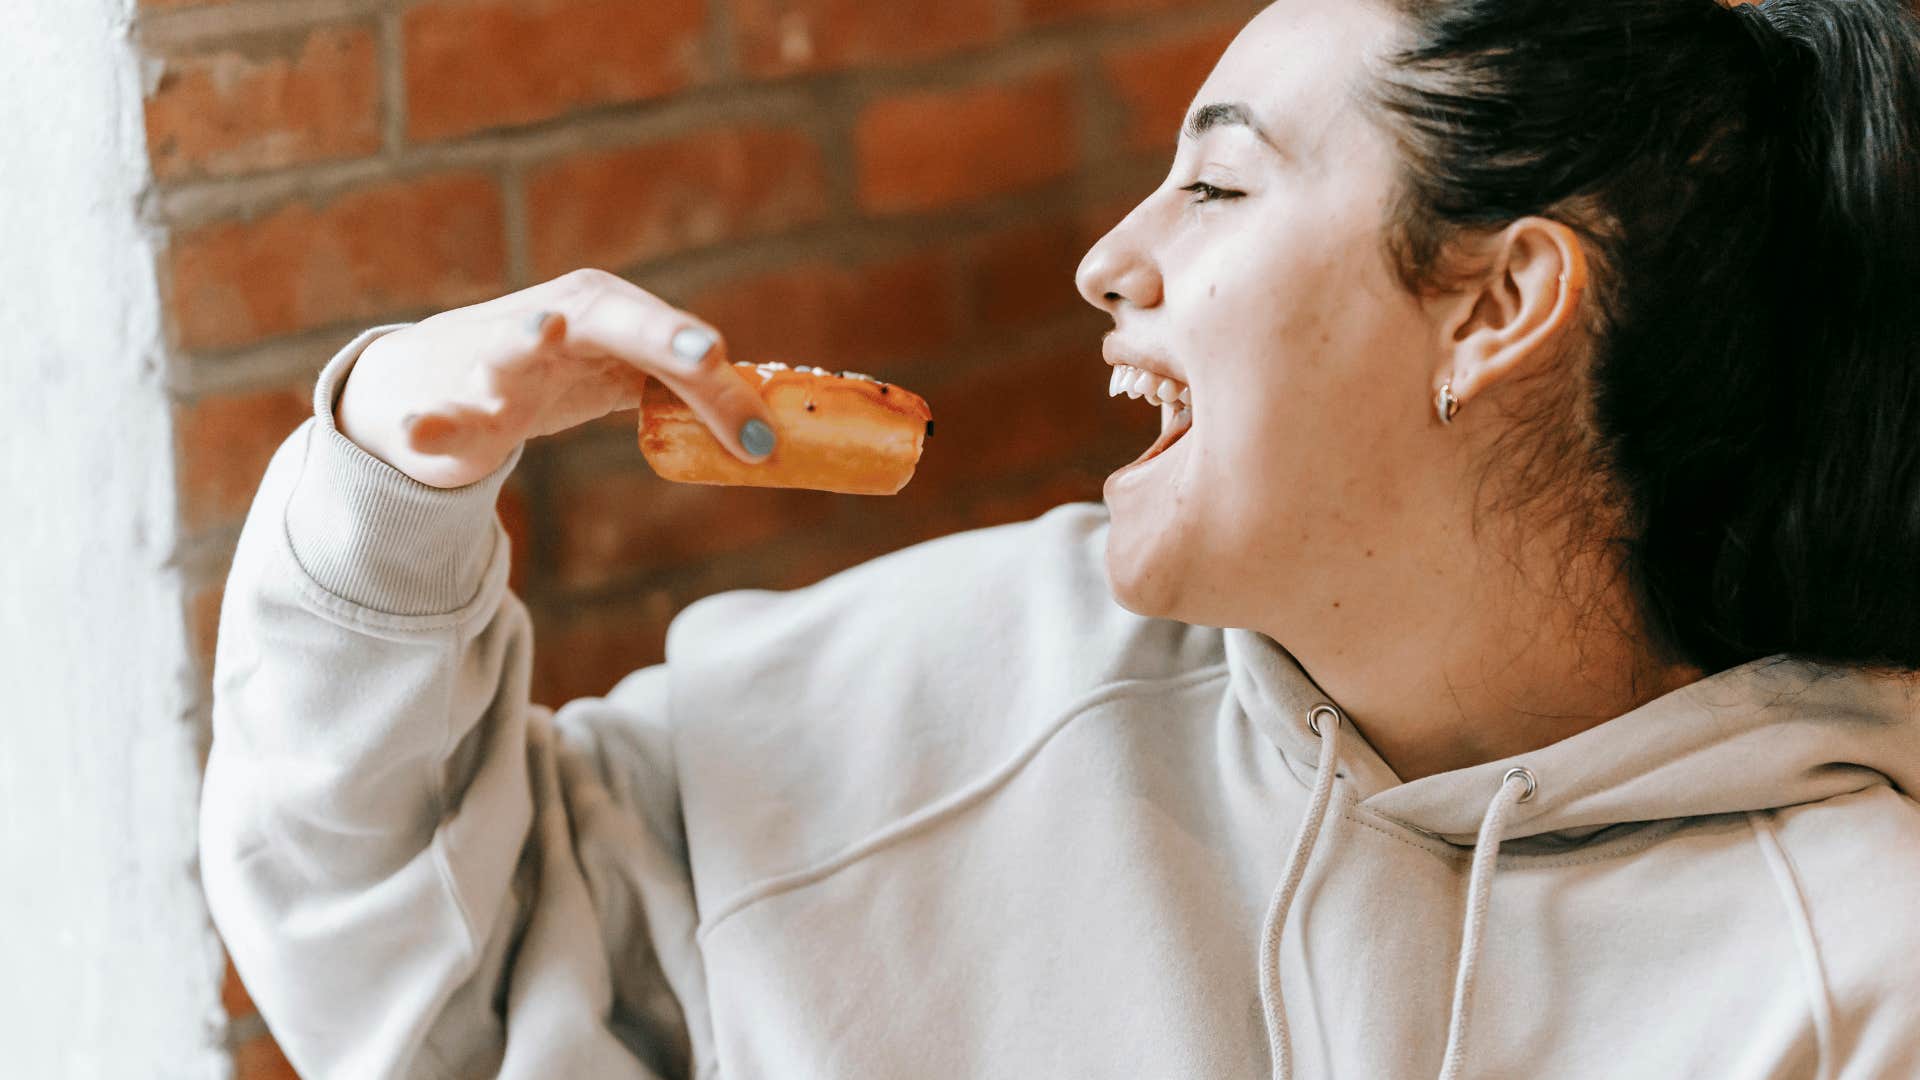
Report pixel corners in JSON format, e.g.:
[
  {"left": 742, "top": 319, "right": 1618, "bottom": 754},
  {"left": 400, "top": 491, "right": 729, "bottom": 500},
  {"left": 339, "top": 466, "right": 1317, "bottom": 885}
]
[{"left": 638, "top": 362, "right": 933, "bottom": 495}]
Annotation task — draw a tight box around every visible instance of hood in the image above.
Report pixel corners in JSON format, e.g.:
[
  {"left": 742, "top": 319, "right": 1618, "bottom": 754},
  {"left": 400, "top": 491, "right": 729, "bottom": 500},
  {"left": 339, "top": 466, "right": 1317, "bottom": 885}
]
[{"left": 1224, "top": 628, "right": 1920, "bottom": 846}]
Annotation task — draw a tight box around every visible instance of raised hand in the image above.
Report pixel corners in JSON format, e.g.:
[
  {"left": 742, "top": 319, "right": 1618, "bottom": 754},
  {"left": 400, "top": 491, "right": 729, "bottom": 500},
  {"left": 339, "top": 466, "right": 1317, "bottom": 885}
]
[{"left": 335, "top": 268, "right": 777, "bottom": 489}]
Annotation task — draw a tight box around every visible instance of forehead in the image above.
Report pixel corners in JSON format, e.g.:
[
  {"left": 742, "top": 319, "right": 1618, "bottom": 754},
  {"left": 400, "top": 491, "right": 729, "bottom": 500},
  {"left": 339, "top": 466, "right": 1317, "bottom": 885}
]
[{"left": 1187, "top": 0, "right": 1403, "bottom": 151}]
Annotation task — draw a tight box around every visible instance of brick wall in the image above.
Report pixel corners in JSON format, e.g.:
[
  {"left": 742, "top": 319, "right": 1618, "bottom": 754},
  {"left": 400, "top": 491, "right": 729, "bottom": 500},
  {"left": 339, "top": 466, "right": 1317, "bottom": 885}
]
[{"left": 137, "top": 0, "right": 1261, "bottom": 1072}]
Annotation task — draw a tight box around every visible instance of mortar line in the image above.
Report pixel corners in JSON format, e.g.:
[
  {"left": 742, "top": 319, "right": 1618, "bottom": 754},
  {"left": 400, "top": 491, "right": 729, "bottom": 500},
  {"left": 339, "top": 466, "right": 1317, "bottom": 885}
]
[
  {"left": 502, "top": 160, "right": 532, "bottom": 289},
  {"left": 380, "top": 7, "right": 407, "bottom": 159},
  {"left": 136, "top": 0, "right": 381, "bottom": 48}
]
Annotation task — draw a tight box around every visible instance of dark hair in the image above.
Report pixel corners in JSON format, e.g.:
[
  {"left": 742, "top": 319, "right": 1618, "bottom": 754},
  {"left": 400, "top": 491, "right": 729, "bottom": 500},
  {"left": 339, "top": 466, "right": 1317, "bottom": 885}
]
[{"left": 1361, "top": 0, "right": 1920, "bottom": 677}]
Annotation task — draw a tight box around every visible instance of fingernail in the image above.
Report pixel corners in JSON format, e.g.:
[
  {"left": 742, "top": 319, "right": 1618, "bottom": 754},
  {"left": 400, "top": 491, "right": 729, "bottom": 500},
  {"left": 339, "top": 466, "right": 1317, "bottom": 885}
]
[
  {"left": 670, "top": 327, "right": 716, "bottom": 369},
  {"left": 401, "top": 412, "right": 422, "bottom": 430},
  {"left": 529, "top": 310, "right": 553, "bottom": 336},
  {"left": 739, "top": 418, "right": 776, "bottom": 459}
]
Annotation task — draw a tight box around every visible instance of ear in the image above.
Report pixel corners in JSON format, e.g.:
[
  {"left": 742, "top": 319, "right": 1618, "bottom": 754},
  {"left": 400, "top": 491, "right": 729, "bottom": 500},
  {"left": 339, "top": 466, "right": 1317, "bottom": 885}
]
[{"left": 1430, "top": 217, "right": 1589, "bottom": 413}]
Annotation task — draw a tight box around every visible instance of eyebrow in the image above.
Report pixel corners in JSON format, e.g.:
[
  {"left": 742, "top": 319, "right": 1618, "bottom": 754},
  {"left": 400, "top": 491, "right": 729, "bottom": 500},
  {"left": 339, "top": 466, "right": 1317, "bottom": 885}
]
[{"left": 1181, "top": 101, "right": 1283, "bottom": 155}]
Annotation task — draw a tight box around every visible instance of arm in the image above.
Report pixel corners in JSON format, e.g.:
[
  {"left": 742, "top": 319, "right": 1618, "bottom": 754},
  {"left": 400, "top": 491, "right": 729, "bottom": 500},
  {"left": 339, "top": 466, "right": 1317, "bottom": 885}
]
[{"left": 199, "top": 325, "right": 708, "bottom": 1079}]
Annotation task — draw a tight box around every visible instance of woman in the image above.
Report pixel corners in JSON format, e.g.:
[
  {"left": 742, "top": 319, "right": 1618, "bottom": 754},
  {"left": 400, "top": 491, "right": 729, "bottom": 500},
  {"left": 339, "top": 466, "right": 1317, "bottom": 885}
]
[{"left": 200, "top": 0, "right": 1920, "bottom": 1075}]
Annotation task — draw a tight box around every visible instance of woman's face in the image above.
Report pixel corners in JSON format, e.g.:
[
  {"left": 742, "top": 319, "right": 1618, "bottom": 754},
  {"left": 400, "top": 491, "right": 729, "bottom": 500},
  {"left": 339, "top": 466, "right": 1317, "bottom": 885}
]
[{"left": 1077, "top": 0, "right": 1449, "bottom": 633}]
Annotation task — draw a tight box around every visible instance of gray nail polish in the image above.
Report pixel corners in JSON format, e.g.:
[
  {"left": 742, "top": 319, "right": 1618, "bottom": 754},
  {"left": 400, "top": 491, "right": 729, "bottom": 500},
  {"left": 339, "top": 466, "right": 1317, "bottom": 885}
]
[
  {"left": 670, "top": 327, "right": 716, "bottom": 369},
  {"left": 739, "top": 418, "right": 776, "bottom": 459}
]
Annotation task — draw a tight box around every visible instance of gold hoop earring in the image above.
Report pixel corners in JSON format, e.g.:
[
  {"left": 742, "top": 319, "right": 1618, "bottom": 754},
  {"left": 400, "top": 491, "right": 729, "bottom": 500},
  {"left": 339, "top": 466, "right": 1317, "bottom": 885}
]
[{"left": 1435, "top": 379, "right": 1461, "bottom": 426}]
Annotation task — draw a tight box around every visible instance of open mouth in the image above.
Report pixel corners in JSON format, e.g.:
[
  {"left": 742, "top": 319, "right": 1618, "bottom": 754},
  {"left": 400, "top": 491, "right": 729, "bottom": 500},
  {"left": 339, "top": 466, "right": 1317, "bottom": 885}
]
[{"left": 1110, "top": 363, "right": 1193, "bottom": 468}]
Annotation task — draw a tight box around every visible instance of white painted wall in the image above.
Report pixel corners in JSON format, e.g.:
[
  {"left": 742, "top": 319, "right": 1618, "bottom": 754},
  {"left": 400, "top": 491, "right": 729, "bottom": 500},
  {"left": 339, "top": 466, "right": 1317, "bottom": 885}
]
[{"left": 1, "top": 0, "right": 225, "bottom": 1076}]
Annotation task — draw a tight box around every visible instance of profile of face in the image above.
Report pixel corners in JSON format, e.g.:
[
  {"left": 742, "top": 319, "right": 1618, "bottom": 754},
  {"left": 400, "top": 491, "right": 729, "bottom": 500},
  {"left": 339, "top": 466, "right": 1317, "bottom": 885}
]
[{"left": 1077, "top": 0, "right": 1483, "bottom": 638}]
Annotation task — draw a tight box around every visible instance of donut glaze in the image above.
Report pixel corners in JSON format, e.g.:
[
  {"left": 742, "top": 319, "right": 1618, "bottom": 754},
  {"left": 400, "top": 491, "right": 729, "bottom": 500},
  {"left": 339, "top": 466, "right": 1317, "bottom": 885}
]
[{"left": 639, "top": 363, "right": 933, "bottom": 495}]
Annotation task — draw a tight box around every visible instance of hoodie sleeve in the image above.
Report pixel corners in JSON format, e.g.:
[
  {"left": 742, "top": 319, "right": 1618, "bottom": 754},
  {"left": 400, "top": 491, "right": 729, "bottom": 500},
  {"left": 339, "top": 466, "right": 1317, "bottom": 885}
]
[{"left": 198, "top": 325, "right": 709, "bottom": 1080}]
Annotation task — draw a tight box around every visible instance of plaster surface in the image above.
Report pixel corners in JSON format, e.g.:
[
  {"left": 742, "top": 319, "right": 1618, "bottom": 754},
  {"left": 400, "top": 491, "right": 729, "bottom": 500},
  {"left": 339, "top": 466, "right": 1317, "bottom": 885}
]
[{"left": 1, "top": 0, "right": 226, "bottom": 1076}]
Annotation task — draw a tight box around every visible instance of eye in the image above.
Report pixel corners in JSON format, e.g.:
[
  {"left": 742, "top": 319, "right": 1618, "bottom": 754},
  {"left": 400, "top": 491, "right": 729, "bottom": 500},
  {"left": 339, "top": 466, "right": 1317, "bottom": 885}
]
[{"left": 1179, "top": 181, "right": 1243, "bottom": 205}]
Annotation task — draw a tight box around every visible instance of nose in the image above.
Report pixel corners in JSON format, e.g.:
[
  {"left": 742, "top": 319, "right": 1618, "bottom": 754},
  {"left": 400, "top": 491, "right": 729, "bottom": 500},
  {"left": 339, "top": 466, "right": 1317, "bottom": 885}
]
[{"left": 1075, "top": 207, "right": 1163, "bottom": 314}]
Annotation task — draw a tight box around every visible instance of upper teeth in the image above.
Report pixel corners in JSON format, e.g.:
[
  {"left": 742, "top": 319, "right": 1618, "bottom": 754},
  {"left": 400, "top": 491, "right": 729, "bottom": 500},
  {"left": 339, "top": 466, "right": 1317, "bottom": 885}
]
[{"left": 1108, "top": 364, "right": 1191, "bottom": 407}]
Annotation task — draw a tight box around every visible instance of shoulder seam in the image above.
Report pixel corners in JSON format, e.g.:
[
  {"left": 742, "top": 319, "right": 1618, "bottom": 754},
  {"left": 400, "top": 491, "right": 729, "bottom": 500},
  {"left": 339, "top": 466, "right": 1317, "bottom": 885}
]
[{"left": 691, "top": 664, "right": 1231, "bottom": 943}]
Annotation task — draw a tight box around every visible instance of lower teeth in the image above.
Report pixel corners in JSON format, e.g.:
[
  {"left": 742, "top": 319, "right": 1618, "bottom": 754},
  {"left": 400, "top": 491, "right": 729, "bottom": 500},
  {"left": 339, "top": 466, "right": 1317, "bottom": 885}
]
[{"left": 1132, "top": 405, "right": 1192, "bottom": 466}]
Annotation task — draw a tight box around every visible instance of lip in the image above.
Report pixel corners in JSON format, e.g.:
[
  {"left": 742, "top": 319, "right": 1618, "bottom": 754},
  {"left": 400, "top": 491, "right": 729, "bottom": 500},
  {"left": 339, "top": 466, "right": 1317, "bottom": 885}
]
[
  {"left": 1102, "top": 335, "right": 1186, "bottom": 385},
  {"left": 1104, "top": 406, "right": 1192, "bottom": 495}
]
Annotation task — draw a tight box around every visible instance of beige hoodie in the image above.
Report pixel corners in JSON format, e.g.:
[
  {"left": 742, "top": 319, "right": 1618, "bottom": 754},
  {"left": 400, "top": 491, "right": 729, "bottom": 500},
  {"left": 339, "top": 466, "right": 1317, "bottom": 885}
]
[{"left": 200, "top": 324, "right": 1920, "bottom": 1079}]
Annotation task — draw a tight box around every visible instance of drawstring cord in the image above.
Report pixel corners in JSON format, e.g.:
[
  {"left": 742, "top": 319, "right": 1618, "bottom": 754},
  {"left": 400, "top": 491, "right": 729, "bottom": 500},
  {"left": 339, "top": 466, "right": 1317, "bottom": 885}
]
[
  {"left": 1435, "top": 765, "right": 1535, "bottom": 1080},
  {"left": 1256, "top": 702, "right": 1539, "bottom": 1080},
  {"left": 1259, "top": 704, "right": 1343, "bottom": 1080}
]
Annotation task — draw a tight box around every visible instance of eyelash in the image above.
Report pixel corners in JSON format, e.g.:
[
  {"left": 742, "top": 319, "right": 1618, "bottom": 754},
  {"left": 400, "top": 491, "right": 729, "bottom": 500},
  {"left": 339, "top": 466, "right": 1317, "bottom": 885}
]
[{"left": 1180, "top": 181, "right": 1243, "bottom": 205}]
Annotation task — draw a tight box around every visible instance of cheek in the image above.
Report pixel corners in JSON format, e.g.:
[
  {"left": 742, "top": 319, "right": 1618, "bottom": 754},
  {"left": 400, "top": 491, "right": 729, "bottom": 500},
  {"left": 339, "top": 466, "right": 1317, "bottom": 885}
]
[
  {"left": 1183, "top": 394, "right": 1289, "bottom": 564},
  {"left": 1178, "top": 320, "right": 1400, "bottom": 562},
  {"left": 1129, "top": 207, "right": 1416, "bottom": 613},
  {"left": 1181, "top": 275, "right": 1348, "bottom": 426}
]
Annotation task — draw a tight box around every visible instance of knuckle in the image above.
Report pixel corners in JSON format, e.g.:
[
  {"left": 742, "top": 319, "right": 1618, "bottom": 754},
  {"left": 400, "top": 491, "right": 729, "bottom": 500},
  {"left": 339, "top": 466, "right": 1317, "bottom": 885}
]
[
  {"left": 664, "top": 364, "right": 747, "bottom": 419},
  {"left": 713, "top": 368, "right": 767, "bottom": 418},
  {"left": 561, "top": 266, "right": 618, "bottom": 289},
  {"left": 665, "top": 320, "right": 722, "bottom": 369},
  {"left": 554, "top": 268, "right": 635, "bottom": 313},
  {"left": 525, "top": 308, "right": 559, "bottom": 337}
]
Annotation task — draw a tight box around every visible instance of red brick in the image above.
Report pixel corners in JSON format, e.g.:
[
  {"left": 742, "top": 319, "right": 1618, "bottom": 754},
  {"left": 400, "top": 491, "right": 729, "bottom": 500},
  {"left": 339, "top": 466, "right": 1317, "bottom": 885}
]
[
  {"left": 549, "top": 466, "right": 835, "bottom": 589},
  {"left": 176, "top": 387, "right": 313, "bottom": 533},
  {"left": 404, "top": 0, "right": 708, "bottom": 142},
  {"left": 526, "top": 126, "right": 830, "bottom": 280},
  {"left": 748, "top": 531, "right": 886, "bottom": 592},
  {"left": 529, "top": 527, "right": 911, "bottom": 703},
  {"left": 683, "top": 249, "right": 959, "bottom": 371},
  {"left": 731, "top": 0, "right": 1006, "bottom": 78},
  {"left": 874, "top": 341, "right": 1151, "bottom": 544},
  {"left": 1101, "top": 24, "right": 1240, "bottom": 154},
  {"left": 531, "top": 592, "right": 678, "bottom": 704},
  {"left": 965, "top": 470, "right": 1111, "bottom": 526},
  {"left": 145, "top": 24, "right": 381, "bottom": 183},
  {"left": 220, "top": 953, "right": 255, "bottom": 1021},
  {"left": 904, "top": 338, "right": 1154, "bottom": 501},
  {"left": 167, "top": 172, "right": 505, "bottom": 352},
  {"left": 1080, "top": 190, "right": 1147, "bottom": 247},
  {"left": 232, "top": 1030, "right": 299, "bottom": 1080},
  {"left": 833, "top": 363, "right": 1128, "bottom": 545},
  {"left": 1020, "top": 0, "right": 1190, "bottom": 29},
  {"left": 966, "top": 217, "right": 1091, "bottom": 331},
  {"left": 854, "top": 70, "right": 1080, "bottom": 215},
  {"left": 498, "top": 479, "right": 534, "bottom": 595},
  {"left": 878, "top": 456, "right": 1119, "bottom": 554}
]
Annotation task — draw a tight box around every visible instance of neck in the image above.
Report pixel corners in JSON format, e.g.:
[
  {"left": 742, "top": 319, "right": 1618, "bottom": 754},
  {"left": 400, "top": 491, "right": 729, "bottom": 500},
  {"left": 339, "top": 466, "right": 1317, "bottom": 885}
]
[{"left": 1273, "top": 532, "right": 1705, "bottom": 783}]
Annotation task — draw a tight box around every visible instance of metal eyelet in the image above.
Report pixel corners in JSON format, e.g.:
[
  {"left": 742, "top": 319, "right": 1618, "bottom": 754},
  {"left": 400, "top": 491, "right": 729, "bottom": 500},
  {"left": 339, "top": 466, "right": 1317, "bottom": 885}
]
[
  {"left": 1502, "top": 766, "right": 1538, "bottom": 803},
  {"left": 1306, "top": 704, "right": 1340, "bottom": 737}
]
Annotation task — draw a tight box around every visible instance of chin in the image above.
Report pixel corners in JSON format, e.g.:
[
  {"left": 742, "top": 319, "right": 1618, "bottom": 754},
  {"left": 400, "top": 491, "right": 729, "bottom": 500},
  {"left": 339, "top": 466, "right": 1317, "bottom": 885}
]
[
  {"left": 1101, "top": 403, "right": 1213, "bottom": 619},
  {"left": 1102, "top": 513, "right": 1186, "bottom": 620}
]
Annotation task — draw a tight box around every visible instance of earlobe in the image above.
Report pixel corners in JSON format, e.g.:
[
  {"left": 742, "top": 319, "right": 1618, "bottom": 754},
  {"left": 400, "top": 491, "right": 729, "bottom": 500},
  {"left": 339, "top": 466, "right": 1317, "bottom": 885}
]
[{"left": 1431, "top": 218, "right": 1589, "bottom": 419}]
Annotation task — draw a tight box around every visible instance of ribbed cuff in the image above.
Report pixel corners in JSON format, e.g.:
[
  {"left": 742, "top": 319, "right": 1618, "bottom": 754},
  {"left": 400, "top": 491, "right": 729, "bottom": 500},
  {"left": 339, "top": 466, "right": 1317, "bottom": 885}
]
[{"left": 284, "top": 323, "right": 525, "bottom": 617}]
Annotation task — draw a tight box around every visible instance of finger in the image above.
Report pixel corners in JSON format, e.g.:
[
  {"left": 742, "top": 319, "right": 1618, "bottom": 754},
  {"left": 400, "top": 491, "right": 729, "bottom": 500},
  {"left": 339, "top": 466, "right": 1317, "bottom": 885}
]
[
  {"left": 655, "top": 337, "right": 781, "bottom": 464},
  {"left": 403, "top": 403, "right": 501, "bottom": 457},
  {"left": 529, "top": 308, "right": 568, "bottom": 352},
  {"left": 565, "top": 290, "right": 778, "bottom": 464},
  {"left": 460, "top": 308, "right": 572, "bottom": 438},
  {"left": 483, "top": 307, "right": 569, "bottom": 390}
]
